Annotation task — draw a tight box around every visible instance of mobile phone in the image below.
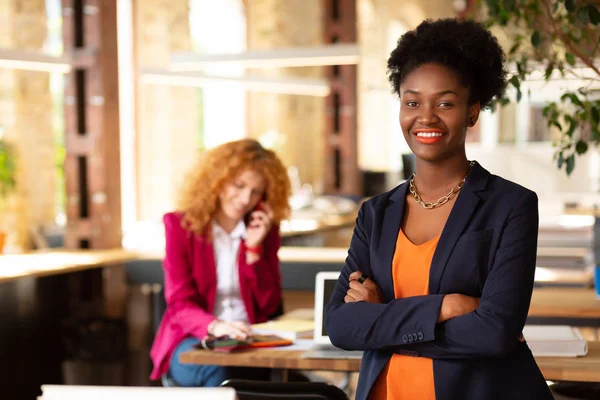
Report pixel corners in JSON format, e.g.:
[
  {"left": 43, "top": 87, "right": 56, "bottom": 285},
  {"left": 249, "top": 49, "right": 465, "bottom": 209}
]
[{"left": 244, "top": 193, "right": 266, "bottom": 226}]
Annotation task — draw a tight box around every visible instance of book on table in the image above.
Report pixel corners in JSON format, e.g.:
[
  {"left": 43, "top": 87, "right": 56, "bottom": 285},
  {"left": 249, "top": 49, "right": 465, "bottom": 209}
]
[{"left": 251, "top": 319, "right": 314, "bottom": 341}]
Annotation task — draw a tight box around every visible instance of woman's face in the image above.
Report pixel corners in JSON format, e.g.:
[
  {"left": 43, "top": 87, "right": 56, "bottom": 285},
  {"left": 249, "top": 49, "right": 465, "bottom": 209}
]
[
  {"left": 218, "top": 168, "right": 266, "bottom": 223},
  {"left": 399, "top": 63, "right": 480, "bottom": 163}
]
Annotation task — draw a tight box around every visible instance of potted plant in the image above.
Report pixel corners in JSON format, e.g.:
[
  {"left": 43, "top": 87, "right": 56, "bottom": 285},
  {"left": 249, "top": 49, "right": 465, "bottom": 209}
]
[
  {"left": 0, "top": 127, "right": 16, "bottom": 253},
  {"left": 476, "top": 0, "right": 600, "bottom": 175}
]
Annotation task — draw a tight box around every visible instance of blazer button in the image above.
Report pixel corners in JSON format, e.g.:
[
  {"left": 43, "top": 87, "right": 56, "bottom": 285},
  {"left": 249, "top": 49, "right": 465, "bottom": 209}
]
[
  {"left": 402, "top": 335, "right": 408, "bottom": 343},
  {"left": 417, "top": 332, "right": 424, "bottom": 340}
]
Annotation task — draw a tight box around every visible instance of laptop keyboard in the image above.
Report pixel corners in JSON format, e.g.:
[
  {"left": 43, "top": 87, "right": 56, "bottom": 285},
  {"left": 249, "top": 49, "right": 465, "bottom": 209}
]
[{"left": 301, "top": 344, "right": 363, "bottom": 360}]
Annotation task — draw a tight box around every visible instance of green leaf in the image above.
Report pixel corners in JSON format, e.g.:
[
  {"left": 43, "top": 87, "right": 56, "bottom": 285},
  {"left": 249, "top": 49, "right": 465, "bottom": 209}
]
[
  {"left": 552, "top": 121, "right": 563, "bottom": 131},
  {"left": 565, "top": 52, "right": 576, "bottom": 66},
  {"left": 588, "top": 5, "right": 600, "bottom": 25},
  {"left": 544, "top": 64, "right": 554, "bottom": 80},
  {"left": 504, "top": 0, "right": 516, "bottom": 13},
  {"left": 567, "top": 93, "right": 583, "bottom": 107},
  {"left": 592, "top": 106, "right": 600, "bottom": 125},
  {"left": 498, "top": 9, "right": 510, "bottom": 25},
  {"left": 485, "top": 0, "right": 499, "bottom": 15},
  {"left": 565, "top": 0, "right": 575, "bottom": 13},
  {"left": 531, "top": 31, "right": 541, "bottom": 47},
  {"left": 577, "top": 7, "right": 589, "bottom": 24},
  {"left": 565, "top": 154, "right": 575, "bottom": 175},
  {"left": 575, "top": 140, "right": 588, "bottom": 155},
  {"left": 566, "top": 119, "right": 577, "bottom": 138},
  {"left": 509, "top": 41, "right": 521, "bottom": 56},
  {"left": 516, "top": 89, "right": 522, "bottom": 102},
  {"left": 557, "top": 152, "right": 564, "bottom": 168},
  {"left": 509, "top": 76, "right": 520, "bottom": 89}
]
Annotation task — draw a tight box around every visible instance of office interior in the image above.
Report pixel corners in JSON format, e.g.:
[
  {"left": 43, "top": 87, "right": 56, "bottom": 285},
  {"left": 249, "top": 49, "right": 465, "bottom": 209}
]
[{"left": 0, "top": 0, "right": 599, "bottom": 399}]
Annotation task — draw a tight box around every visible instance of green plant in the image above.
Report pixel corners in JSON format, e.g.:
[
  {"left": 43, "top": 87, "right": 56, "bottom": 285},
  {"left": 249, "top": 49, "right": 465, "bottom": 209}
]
[
  {"left": 477, "top": 0, "right": 600, "bottom": 175},
  {"left": 0, "top": 137, "right": 16, "bottom": 205}
]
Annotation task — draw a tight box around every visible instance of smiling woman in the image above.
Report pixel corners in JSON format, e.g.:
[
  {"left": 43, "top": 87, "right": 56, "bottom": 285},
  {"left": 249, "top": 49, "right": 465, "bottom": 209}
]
[{"left": 325, "top": 18, "right": 554, "bottom": 400}]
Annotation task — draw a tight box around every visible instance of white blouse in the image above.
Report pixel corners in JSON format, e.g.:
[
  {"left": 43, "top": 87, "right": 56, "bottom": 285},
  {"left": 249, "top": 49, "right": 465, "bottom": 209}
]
[{"left": 211, "top": 220, "right": 249, "bottom": 323}]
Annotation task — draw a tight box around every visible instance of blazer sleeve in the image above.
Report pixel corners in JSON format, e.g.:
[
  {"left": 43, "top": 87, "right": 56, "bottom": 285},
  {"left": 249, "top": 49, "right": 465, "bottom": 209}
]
[
  {"left": 399, "top": 191, "right": 539, "bottom": 358},
  {"left": 162, "top": 213, "right": 216, "bottom": 339},
  {"left": 325, "top": 203, "right": 445, "bottom": 351},
  {"left": 246, "top": 226, "right": 282, "bottom": 316}
]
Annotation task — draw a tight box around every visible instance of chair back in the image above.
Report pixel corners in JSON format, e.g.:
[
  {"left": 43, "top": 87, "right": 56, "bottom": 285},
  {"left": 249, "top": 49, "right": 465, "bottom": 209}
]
[{"left": 221, "top": 379, "right": 348, "bottom": 400}]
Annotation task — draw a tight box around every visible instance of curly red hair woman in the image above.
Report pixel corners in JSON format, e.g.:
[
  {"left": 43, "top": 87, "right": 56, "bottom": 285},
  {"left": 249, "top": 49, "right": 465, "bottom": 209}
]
[{"left": 150, "top": 139, "right": 292, "bottom": 387}]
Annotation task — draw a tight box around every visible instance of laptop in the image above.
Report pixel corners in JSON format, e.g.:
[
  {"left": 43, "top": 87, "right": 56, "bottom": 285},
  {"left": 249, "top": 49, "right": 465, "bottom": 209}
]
[{"left": 301, "top": 271, "right": 363, "bottom": 360}]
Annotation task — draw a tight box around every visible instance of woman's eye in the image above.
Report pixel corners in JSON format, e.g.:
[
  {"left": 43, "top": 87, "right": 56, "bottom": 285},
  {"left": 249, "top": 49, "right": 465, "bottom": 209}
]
[
  {"left": 439, "top": 102, "right": 453, "bottom": 108},
  {"left": 406, "top": 101, "right": 418, "bottom": 107}
]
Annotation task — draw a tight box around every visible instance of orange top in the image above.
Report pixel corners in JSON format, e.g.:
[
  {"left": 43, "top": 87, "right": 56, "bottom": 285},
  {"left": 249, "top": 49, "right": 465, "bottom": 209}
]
[{"left": 368, "top": 229, "right": 439, "bottom": 400}]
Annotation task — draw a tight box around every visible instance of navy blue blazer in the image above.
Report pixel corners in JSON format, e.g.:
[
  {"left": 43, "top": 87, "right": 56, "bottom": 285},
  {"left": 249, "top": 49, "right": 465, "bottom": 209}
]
[{"left": 325, "top": 162, "right": 553, "bottom": 400}]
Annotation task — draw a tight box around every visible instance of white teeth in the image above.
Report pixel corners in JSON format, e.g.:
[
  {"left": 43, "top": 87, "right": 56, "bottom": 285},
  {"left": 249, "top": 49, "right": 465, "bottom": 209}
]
[{"left": 416, "top": 132, "right": 443, "bottom": 137}]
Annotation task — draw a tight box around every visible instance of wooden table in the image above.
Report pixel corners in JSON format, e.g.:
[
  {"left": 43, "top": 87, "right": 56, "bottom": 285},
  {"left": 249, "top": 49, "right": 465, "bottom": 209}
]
[
  {"left": 0, "top": 248, "right": 140, "bottom": 283},
  {"left": 528, "top": 288, "right": 600, "bottom": 332},
  {"left": 181, "top": 342, "right": 600, "bottom": 383},
  {"left": 536, "top": 342, "right": 600, "bottom": 382},
  {"left": 280, "top": 288, "right": 600, "bottom": 326},
  {"left": 529, "top": 288, "right": 600, "bottom": 320}
]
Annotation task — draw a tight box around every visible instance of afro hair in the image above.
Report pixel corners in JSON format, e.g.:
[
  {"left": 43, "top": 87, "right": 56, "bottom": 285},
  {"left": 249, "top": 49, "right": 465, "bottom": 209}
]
[{"left": 387, "top": 18, "right": 507, "bottom": 110}]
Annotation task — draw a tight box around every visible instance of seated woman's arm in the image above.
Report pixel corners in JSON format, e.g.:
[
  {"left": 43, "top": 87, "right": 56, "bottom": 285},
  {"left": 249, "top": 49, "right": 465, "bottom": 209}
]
[
  {"left": 325, "top": 204, "right": 446, "bottom": 350},
  {"left": 246, "top": 226, "right": 282, "bottom": 317},
  {"left": 162, "top": 214, "right": 216, "bottom": 339}
]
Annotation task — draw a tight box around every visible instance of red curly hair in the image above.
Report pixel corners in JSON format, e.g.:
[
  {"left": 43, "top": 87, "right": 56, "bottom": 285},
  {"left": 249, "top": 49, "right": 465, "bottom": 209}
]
[{"left": 178, "top": 139, "right": 292, "bottom": 235}]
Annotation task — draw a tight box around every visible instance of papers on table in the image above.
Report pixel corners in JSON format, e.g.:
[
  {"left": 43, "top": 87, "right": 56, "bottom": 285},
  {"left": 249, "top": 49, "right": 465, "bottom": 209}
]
[
  {"left": 38, "top": 386, "right": 238, "bottom": 400},
  {"left": 523, "top": 325, "right": 588, "bottom": 357}
]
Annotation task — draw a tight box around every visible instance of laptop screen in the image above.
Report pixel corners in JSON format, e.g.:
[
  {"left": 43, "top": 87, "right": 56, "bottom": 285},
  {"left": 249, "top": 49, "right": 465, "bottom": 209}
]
[{"left": 313, "top": 271, "right": 341, "bottom": 344}]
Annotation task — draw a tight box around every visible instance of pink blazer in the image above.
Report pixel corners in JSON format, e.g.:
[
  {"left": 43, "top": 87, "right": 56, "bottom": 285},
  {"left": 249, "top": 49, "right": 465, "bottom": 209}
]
[{"left": 150, "top": 212, "right": 282, "bottom": 380}]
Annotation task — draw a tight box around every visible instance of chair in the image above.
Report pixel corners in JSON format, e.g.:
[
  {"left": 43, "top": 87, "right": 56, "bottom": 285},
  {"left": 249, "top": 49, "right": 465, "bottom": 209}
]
[
  {"left": 220, "top": 379, "right": 349, "bottom": 400},
  {"left": 549, "top": 382, "right": 600, "bottom": 400},
  {"left": 152, "top": 286, "right": 179, "bottom": 387}
]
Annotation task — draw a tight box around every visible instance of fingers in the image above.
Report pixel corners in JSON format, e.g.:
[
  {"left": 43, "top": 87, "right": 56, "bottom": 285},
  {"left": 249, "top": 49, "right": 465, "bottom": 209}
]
[
  {"left": 519, "top": 333, "right": 525, "bottom": 343},
  {"left": 348, "top": 271, "right": 364, "bottom": 281},
  {"left": 260, "top": 202, "right": 274, "bottom": 219},
  {"left": 344, "top": 295, "right": 357, "bottom": 303},
  {"left": 346, "top": 288, "right": 364, "bottom": 300},
  {"left": 349, "top": 280, "right": 369, "bottom": 292},
  {"left": 249, "top": 210, "right": 272, "bottom": 229},
  {"left": 223, "top": 322, "right": 250, "bottom": 339},
  {"left": 231, "top": 321, "right": 252, "bottom": 335}
]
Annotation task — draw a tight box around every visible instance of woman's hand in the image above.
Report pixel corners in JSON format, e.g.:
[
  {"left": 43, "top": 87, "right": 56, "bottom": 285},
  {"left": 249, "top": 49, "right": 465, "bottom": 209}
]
[
  {"left": 344, "top": 270, "right": 385, "bottom": 304},
  {"left": 437, "top": 293, "right": 480, "bottom": 322},
  {"left": 245, "top": 202, "right": 274, "bottom": 249},
  {"left": 438, "top": 294, "right": 525, "bottom": 342},
  {"left": 208, "top": 320, "right": 252, "bottom": 340}
]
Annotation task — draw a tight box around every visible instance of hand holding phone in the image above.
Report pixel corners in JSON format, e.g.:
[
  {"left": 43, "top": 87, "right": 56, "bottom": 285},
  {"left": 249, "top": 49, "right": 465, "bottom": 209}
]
[{"left": 245, "top": 200, "right": 274, "bottom": 249}]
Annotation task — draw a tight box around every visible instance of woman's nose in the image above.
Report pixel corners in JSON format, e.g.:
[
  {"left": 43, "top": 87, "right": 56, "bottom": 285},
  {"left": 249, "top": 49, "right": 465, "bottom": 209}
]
[
  {"left": 418, "top": 106, "right": 439, "bottom": 125},
  {"left": 239, "top": 190, "right": 252, "bottom": 205}
]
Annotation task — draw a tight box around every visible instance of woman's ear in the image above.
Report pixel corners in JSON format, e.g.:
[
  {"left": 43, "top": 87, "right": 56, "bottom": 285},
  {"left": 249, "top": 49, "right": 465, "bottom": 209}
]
[{"left": 468, "top": 102, "right": 481, "bottom": 127}]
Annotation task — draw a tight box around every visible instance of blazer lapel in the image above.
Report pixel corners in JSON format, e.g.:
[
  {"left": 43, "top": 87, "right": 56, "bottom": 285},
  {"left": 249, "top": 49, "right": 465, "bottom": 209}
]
[
  {"left": 378, "top": 183, "right": 409, "bottom": 302},
  {"left": 429, "top": 162, "right": 489, "bottom": 294}
]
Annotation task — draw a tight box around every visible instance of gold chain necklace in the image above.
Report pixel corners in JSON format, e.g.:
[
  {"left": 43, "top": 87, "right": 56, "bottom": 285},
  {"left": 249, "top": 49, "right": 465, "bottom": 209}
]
[{"left": 409, "top": 161, "right": 475, "bottom": 209}]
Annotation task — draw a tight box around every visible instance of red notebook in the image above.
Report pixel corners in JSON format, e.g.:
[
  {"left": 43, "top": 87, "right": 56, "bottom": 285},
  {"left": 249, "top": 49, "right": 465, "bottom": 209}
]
[{"left": 198, "top": 334, "right": 293, "bottom": 353}]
